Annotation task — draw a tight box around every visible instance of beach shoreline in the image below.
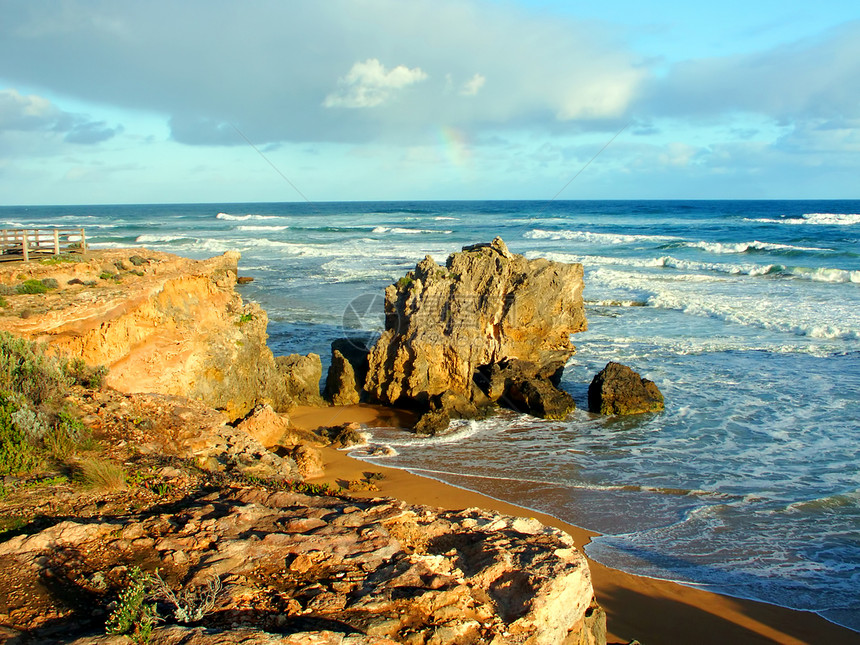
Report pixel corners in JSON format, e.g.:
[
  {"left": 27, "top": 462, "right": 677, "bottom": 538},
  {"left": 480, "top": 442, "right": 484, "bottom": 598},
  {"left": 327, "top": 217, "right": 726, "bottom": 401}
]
[{"left": 292, "top": 404, "right": 860, "bottom": 645}]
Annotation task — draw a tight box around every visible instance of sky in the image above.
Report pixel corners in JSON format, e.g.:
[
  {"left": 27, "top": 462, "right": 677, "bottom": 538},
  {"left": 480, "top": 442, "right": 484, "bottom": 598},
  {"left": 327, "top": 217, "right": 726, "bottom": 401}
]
[{"left": 1, "top": 0, "right": 858, "bottom": 205}]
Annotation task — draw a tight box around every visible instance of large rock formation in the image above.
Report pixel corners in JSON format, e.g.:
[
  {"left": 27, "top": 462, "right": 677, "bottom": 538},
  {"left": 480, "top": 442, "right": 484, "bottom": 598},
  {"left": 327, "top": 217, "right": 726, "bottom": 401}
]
[
  {"left": 364, "top": 237, "right": 586, "bottom": 423},
  {"left": 0, "top": 249, "right": 306, "bottom": 421},
  {"left": 0, "top": 485, "right": 605, "bottom": 644},
  {"left": 588, "top": 362, "right": 664, "bottom": 416}
]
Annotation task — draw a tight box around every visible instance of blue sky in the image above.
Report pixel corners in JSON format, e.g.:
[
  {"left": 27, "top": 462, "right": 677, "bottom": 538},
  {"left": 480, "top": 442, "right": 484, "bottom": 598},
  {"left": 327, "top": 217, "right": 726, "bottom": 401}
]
[{"left": 1, "top": 0, "right": 858, "bottom": 204}]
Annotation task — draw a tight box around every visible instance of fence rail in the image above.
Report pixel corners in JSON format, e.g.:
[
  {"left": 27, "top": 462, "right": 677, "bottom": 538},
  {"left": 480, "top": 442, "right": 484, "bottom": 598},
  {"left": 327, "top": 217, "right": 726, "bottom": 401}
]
[{"left": 0, "top": 228, "right": 87, "bottom": 262}]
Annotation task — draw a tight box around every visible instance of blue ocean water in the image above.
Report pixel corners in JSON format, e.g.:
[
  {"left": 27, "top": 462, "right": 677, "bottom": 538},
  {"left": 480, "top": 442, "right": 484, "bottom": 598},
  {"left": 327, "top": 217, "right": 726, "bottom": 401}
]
[{"left": 3, "top": 200, "right": 859, "bottom": 630}]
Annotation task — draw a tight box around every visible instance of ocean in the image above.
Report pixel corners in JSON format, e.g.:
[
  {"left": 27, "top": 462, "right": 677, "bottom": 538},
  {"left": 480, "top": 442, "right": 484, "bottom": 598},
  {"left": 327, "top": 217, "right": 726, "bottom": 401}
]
[{"left": 2, "top": 200, "right": 859, "bottom": 630}]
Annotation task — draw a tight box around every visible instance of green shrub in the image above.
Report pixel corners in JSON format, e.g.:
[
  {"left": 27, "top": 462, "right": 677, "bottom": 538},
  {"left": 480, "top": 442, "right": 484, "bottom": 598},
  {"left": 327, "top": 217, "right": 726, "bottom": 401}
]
[
  {"left": 65, "top": 357, "right": 108, "bottom": 389},
  {"left": 105, "top": 567, "right": 159, "bottom": 642},
  {"left": 0, "top": 332, "right": 71, "bottom": 408},
  {"left": 15, "top": 280, "right": 50, "bottom": 295},
  {"left": 0, "top": 393, "right": 43, "bottom": 476}
]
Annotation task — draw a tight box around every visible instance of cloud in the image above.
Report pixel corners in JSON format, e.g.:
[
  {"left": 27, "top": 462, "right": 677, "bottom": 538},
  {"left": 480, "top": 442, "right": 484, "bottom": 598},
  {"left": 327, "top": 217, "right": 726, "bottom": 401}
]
[
  {"left": 323, "top": 59, "right": 428, "bottom": 108},
  {"left": 0, "top": 89, "right": 61, "bottom": 130},
  {"left": 460, "top": 73, "right": 486, "bottom": 96},
  {"left": 641, "top": 21, "right": 860, "bottom": 122},
  {"left": 0, "top": 0, "right": 649, "bottom": 146},
  {"left": 0, "top": 88, "right": 121, "bottom": 148},
  {"left": 64, "top": 120, "right": 123, "bottom": 144}
]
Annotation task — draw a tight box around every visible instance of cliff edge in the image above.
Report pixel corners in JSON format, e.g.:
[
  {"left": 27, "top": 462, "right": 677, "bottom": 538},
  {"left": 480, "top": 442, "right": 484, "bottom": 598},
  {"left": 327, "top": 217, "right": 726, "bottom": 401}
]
[{"left": 0, "top": 249, "right": 292, "bottom": 421}]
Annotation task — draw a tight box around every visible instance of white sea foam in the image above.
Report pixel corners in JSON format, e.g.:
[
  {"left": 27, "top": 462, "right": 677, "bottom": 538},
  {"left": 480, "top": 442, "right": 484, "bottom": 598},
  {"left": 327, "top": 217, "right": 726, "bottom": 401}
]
[
  {"left": 525, "top": 228, "right": 677, "bottom": 245},
  {"left": 236, "top": 225, "right": 289, "bottom": 231},
  {"left": 135, "top": 234, "right": 192, "bottom": 243},
  {"left": 652, "top": 256, "right": 860, "bottom": 284},
  {"left": 745, "top": 213, "right": 860, "bottom": 226},
  {"left": 372, "top": 226, "right": 452, "bottom": 235},
  {"left": 216, "top": 212, "right": 279, "bottom": 221},
  {"left": 681, "top": 240, "right": 831, "bottom": 254}
]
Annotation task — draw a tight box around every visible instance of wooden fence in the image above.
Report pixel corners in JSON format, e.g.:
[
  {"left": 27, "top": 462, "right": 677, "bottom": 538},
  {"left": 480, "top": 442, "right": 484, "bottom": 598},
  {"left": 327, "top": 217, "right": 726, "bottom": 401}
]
[{"left": 0, "top": 228, "right": 87, "bottom": 262}]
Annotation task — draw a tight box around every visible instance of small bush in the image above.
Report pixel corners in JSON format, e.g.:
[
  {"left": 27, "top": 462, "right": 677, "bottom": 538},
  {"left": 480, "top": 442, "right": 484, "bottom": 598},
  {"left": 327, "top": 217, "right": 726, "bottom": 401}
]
[
  {"left": 237, "top": 312, "right": 254, "bottom": 325},
  {"left": 0, "top": 394, "right": 43, "bottom": 476},
  {"left": 0, "top": 297, "right": 7, "bottom": 309},
  {"left": 65, "top": 357, "right": 108, "bottom": 389},
  {"left": 77, "top": 458, "right": 127, "bottom": 491},
  {"left": 0, "top": 285, "right": 15, "bottom": 296},
  {"left": 16, "top": 280, "right": 50, "bottom": 295},
  {"left": 0, "top": 332, "right": 72, "bottom": 408},
  {"left": 105, "top": 567, "right": 160, "bottom": 642},
  {"left": 151, "top": 569, "right": 223, "bottom": 624}
]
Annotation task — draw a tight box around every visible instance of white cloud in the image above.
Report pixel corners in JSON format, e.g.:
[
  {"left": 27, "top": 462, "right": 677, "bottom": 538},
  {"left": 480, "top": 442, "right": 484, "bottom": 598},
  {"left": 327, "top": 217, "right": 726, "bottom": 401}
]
[
  {"left": 0, "top": 89, "right": 60, "bottom": 130},
  {"left": 323, "top": 58, "right": 428, "bottom": 108},
  {"left": 460, "top": 73, "right": 486, "bottom": 96}
]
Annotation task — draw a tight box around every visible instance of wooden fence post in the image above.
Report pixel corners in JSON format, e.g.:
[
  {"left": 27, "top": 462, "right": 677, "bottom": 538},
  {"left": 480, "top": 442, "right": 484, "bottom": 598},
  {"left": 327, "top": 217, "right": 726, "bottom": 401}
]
[
  {"left": 53, "top": 229, "right": 60, "bottom": 255},
  {"left": 22, "top": 229, "right": 29, "bottom": 262}
]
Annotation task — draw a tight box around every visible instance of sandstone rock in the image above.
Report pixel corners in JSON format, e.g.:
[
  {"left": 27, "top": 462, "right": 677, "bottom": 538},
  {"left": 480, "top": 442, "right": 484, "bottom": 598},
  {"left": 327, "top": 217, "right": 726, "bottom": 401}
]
[
  {"left": 507, "top": 378, "right": 577, "bottom": 420},
  {"left": 413, "top": 409, "right": 451, "bottom": 436},
  {"left": 316, "top": 422, "right": 367, "bottom": 448},
  {"left": 290, "top": 443, "right": 325, "bottom": 479},
  {"left": 275, "top": 353, "right": 325, "bottom": 406},
  {"left": 588, "top": 362, "right": 664, "bottom": 416},
  {"left": 236, "top": 276, "right": 254, "bottom": 284},
  {"left": 235, "top": 403, "right": 290, "bottom": 448},
  {"left": 13, "top": 486, "right": 603, "bottom": 644},
  {"left": 365, "top": 237, "right": 585, "bottom": 421},
  {"left": 324, "top": 349, "right": 360, "bottom": 405},
  {"left": 0, "top": 249, "right": 295, "bottom": 421},
  {"left": 79, "top": 389, "right": 302, "bottom": 480}
]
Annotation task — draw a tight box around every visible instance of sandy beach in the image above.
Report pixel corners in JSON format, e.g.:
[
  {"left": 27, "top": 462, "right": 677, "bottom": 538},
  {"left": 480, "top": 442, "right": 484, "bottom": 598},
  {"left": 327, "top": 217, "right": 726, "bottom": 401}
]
[{"left": 291, "top": 404, "right": 860, "bottom": 645}]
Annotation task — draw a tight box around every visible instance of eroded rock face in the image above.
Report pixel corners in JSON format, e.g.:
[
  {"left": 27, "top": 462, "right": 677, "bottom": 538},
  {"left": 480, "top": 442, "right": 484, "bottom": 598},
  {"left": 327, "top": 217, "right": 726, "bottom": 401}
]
[
  {"left": 275, "top": 353, "right": 325, "bottom": 407},
  {"left": 364, "top": 238, "right": 586, "bottom": 421},
  {"left": 588, "top": 362, "right": 664, "bottom": 416},
  {"left": 0, "top": 250, "right": 293, "bottom": 421},
  {"left": 324, "top": 349, "right": 361, "bottom": 405},
  {"left": 1, "top": 487, "right": 604, "bottom": 645}
]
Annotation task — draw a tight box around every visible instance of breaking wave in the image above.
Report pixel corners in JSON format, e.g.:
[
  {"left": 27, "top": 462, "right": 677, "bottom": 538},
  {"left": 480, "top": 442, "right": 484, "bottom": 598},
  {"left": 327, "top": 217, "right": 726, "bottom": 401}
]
[{"left": 746, "top": 213, "right": 860, "bottom": 226}]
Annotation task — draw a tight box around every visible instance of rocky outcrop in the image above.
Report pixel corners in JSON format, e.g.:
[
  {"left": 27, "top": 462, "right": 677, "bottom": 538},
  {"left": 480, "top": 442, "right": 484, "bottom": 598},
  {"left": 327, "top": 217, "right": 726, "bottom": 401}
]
[
  {"left": 364, "top": 237, "right": 586, "bottom": 424},
  {"left": 234, "top": 403, "right": 293, "bottom": 449},
  {"left": 324, "top": 349, "right": 361, "bottom": 405},
  {"left": 588, "top": 362, "right": 664, "bottom": 416},
  {"left": 0, "top": 249, "right": 294, "bottom": 421},
  {"left": 0, "top": 486, "right": 605, "bottom": 644},
  {"left": 275, "top": 353, "right": 325, "bottom": 406},
  {"left": 76, "top": 389, "right": 302, "bottom": 479}
]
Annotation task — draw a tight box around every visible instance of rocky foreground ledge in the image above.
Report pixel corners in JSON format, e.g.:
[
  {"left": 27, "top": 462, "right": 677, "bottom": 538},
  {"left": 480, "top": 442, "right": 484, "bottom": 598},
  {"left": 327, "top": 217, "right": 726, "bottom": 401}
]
[
  {"left": 0, "top": 248, "right": 608, "bottom": 644},
  {"left": 1, "top": 478, "right": 604, "bottom": 644}
]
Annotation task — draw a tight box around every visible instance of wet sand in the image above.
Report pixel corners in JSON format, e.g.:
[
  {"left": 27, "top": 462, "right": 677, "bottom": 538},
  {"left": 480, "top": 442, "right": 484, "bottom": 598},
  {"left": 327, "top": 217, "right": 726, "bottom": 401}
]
[{"left": 291, "top": 404, "right": 860, "bottom": 645}]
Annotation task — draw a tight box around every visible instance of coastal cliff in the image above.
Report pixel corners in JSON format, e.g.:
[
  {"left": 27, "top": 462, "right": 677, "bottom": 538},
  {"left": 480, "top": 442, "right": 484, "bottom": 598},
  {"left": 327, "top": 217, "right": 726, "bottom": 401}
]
[{"left": 0, "top": 249, "right": 293, "bottom": 421}]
